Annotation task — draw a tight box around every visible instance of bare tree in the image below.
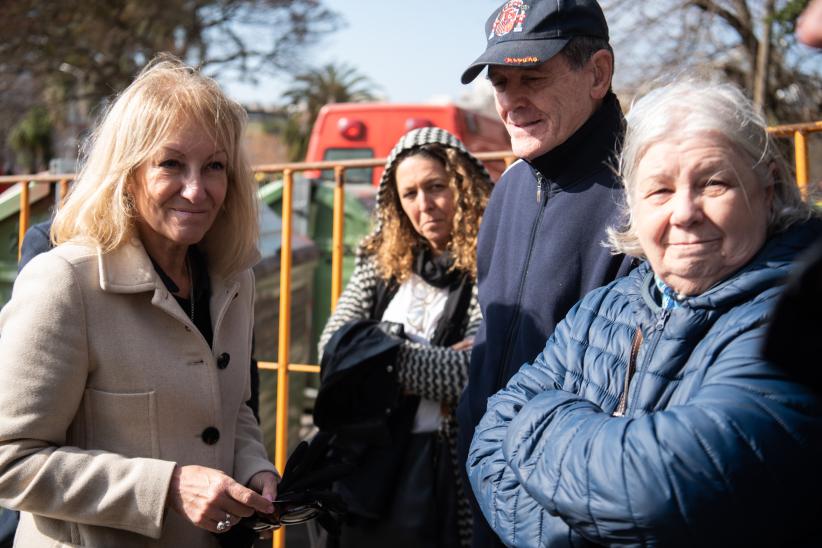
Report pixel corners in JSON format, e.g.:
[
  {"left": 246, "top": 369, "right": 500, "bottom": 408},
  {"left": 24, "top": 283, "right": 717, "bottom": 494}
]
[
  {"left": 603, "top": 0, "right": 822, "bottom": 122},
  {"left": 0, "top": 0, "right": 340, "bottom": 107},
  {"left": 0, "top": 0, "right": 341, "bottom": 168}
]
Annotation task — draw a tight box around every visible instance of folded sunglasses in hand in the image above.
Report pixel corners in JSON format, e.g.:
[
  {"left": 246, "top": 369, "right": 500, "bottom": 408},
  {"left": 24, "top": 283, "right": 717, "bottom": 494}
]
[
  {"left": 242, "top": 432, "right": 353, "bottom": 534},
  {"left": 247, "top": 489, "right": 347, "bottom": 532}
]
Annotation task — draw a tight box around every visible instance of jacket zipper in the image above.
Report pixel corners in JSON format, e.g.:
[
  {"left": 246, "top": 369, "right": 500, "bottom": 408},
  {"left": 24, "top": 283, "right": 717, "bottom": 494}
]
[
  {"left": 536, "top": 174, "right": 548, "bottom": 203},
  {"left": 615, "top": 308, "right": 670, "bottom": 417},
  {"left": 654, "top": 308, "right": 670, "bottom": 331},
  {"left": 613, "top": 328, "right": 643, "bottom": 417},
  {"left": 495, "top": 171, "right": 550, "bottom": 391}
]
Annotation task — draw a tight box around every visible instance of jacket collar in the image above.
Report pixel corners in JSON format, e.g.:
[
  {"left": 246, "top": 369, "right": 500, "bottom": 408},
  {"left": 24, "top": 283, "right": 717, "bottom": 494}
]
[
  {"left": 97, "top": 240, "right": 158, "bottom": 294},
  {"left": 526, "top": 92, "right": 624, "bottom": 190},
  {"left": 97, "top": 239, "right": 246, "bottom": 295}
]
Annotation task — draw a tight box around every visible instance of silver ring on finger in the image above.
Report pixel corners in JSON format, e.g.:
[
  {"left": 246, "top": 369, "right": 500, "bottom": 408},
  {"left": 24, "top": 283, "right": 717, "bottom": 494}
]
[{"left": 216, "top": 513, "right": 232, "bottom": 533}]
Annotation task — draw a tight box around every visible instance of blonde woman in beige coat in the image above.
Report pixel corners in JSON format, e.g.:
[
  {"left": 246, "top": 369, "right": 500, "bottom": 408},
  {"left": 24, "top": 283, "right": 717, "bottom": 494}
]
[{"left": 0, "top": 57, "right": 278, "bottom": 547}]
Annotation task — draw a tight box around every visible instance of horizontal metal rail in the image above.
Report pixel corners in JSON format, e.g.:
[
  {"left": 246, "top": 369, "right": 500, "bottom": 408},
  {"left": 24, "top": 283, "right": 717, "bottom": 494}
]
[{"left": 257, "top": 362, "right": 321, "bottom": 374}]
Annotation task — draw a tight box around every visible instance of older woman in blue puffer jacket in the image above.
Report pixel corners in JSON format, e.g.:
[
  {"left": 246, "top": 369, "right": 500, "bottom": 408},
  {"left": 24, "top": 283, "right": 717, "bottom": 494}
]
[{"left": 467, "top": 79, "right": 822, "bottom": 548}]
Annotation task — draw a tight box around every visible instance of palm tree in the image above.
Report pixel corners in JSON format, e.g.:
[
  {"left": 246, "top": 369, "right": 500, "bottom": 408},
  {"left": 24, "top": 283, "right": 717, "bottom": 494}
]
[
  {"left": 8, "top": 106, "right": 52, "bottom": 173},
  {"left": 281, "top": 63, "right": 379, "bottom": 160}
]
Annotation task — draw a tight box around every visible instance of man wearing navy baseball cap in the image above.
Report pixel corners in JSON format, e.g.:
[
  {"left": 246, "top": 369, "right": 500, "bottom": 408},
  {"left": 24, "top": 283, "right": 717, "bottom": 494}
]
[{"left": 456, "top": 1, "right": 635, "bottom": 545}]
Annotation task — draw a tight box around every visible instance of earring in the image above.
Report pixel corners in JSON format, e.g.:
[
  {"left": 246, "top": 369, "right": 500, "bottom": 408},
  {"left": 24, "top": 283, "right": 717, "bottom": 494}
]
[{"left": 123, "top": 191, "right": 135, "bottom": 214}]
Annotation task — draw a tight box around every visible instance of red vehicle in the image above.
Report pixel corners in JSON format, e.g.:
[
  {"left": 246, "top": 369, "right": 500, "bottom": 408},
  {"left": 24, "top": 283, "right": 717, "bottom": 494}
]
[{"left": 304, "top": 102, "right": 511, "bottom": 185}]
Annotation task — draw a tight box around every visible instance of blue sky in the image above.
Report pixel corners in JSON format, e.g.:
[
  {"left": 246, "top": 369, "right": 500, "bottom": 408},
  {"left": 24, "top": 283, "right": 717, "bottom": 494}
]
[{"left": 221, "top": 0, "right": 502, "bottom": 106}]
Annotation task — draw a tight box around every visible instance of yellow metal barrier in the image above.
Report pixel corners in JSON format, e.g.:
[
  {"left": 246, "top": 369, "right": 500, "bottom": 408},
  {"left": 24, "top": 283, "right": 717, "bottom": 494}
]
[
  {"left": 18, "top": 182, "right": 29, "bottom": 260},
  {"left": 1, "top": 118, "right": 819, "bottom": 546},
  {"left": 331, "top": 166, "right": 346, "bottom": 309},
  {"left": 768, "top": 120, "right": 822, "bottom": 198}
]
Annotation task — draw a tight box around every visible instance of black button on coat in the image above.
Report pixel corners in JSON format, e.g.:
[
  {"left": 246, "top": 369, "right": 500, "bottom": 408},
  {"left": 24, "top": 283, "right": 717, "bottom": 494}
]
[{"left": 201, "top": 427, "right": 220, "bottom": 445}]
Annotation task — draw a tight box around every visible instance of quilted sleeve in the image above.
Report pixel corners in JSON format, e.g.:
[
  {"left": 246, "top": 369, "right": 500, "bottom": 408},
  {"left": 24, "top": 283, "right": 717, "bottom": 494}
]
[{"left": 468, "top": 302, "right": 582, "bottom": 547}]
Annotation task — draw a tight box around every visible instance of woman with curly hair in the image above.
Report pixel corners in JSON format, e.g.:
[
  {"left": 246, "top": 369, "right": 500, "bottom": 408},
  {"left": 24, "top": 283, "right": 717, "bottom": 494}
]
[{"left": 318, "top": 127, "right": 493, "bottom": 547}]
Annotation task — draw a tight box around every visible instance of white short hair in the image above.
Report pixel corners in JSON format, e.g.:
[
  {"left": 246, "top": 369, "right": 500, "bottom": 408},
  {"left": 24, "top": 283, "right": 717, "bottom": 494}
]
[{"left": 608, "top": 79, "right": 813, "bottom": 257}]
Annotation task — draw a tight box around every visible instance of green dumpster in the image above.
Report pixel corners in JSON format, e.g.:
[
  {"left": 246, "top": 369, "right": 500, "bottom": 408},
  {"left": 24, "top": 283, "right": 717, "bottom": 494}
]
[
  {"left": 0, "top": 183, "right": 55, "bottom": 303},
  {"left": 252, "top": 204, "right": 319, "bottom": 458},
  {"left": 309, "top": 182, "right": 375, "bottom": 358},
  {"left": 258, "top": 179, "right": 375, "bottom": 362}
]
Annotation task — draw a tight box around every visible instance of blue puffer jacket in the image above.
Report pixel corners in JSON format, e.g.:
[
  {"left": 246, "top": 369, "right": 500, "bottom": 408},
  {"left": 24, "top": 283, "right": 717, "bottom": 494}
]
[{"left": 468, "top": 219, "right": 822, "bottom": 547}]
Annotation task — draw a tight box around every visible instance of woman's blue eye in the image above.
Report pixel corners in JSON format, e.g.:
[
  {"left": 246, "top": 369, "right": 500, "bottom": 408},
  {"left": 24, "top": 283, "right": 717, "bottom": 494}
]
[
  {"left": 159, "top": 159, "right": 181, "bottom": 169},
  {"left": 646, "top": 187, "right": 671, "bottom": 197},
  {"left": 207, "top": 161, "right": 226, "bottom": 171}
]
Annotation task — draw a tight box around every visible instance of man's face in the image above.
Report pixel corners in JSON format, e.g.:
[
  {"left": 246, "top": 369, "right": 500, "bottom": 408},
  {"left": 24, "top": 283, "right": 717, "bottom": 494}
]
[{"left": 489, "top": 54, "right": 600, "bottom": 160}]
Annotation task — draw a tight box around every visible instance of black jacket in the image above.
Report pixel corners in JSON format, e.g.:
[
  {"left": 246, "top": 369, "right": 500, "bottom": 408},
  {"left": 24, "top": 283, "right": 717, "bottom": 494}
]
[{"left": 314, "top": 319, "right": 418, "bottom": 519}]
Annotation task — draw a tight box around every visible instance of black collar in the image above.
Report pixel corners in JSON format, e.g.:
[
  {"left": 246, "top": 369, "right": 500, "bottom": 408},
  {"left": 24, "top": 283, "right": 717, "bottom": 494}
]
[
  {"left": 526, "top": 92, "right": 625, "bottom": 190},
  {"left": 149, "top": 246, "right": 210, "bottom": 302},
  {"left": 413, "top": 247, "right": 460, "bottom": 289}
]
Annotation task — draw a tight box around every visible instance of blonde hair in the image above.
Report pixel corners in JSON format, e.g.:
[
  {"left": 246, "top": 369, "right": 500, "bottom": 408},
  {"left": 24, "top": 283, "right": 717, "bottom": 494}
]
[
  {"left": 53, "top": 54, "right": 258, "bottom": 276},
  {"left": 608, "top": 79, "right": 814, "bottom": 257},
  {"left": 363, "top": 145, "right": 491, "bottom": 282}
]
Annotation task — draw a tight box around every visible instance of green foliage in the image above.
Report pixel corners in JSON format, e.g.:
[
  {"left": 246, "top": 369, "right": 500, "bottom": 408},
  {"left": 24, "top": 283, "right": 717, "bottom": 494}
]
[
  {"left": 281, "top": 117, "right": 312, "bottom": 162},
  {"left": 0, "top": 0, "right": 341, "bottom": 111},
  {"left": 279, "top": 63, "right": 379, "bottom": 161},
  {"left": 773, "top": 0, "right": 811, "bottom": 32},
  {"left": 8, "top": 107, "right": 52, "bottom": 173}
]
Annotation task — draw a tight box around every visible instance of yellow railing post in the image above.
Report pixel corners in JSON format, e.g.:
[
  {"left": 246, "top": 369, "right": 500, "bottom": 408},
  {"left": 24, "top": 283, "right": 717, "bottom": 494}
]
[
  {"left": 274, "top": 169, "right": 294, "bottom": 548},
  {"left": 794, "top": 130, "right": 809, "bottom": 199},
  {"left": 331, "top": 166, "right": 346, "bottom": 311},
  {"left": 18, "top": 181, "right": 30, "bottom": 261}
]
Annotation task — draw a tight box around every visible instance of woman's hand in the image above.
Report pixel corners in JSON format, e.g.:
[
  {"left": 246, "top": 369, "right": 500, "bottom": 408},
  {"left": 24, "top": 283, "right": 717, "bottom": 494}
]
[
  {"left": 451, "top": 337, "right": 475, "bottom": 351},
  {"left": 248, "top": 470, "right": 281, "bottom": 538},
  {"left": 167, "top": 464, "right": 275, "bottom": 533},
  {"left": 248, "top": 470, "right": 279, "bottom": 502}
]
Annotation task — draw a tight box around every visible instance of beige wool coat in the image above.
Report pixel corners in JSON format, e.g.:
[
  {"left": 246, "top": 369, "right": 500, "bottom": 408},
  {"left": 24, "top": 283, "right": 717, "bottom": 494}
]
[{"left": 0, "top": 239, "right": 276, "bottom": 547}]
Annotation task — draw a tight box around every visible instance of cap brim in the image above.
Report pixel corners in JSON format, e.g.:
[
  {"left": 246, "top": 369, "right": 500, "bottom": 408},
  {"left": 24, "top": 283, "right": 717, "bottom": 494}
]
[{"left": 460, "top": 37, "right": 570, "bottom": 84}]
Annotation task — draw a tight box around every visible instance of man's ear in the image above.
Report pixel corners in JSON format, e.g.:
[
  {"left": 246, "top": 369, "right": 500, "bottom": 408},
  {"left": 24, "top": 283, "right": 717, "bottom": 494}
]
[{"left": 589, "top": 49, "right": 613, "bottom": 100}]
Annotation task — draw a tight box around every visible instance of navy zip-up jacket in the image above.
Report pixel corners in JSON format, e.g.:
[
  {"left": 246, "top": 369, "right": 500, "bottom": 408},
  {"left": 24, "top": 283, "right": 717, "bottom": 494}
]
[{"left": 457, "top": 93, "right": 634, "bottom": 546}]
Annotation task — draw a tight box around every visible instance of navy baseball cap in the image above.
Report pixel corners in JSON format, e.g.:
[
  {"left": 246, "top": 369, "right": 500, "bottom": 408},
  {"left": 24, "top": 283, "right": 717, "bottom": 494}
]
[{"left": 461, "top": 0, "right": 609, "bottom": 84}]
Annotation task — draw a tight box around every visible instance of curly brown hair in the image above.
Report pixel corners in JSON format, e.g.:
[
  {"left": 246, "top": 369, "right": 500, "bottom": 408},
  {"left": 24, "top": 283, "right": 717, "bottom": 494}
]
[{"left": 363, "top": 144, "right": 492, "bottom": 283}]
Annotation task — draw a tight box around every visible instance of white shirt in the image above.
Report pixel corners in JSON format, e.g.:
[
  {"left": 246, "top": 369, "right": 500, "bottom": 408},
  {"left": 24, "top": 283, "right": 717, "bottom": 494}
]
[{"left": 381, "top": 273, "right": 448, "bottom": 433}]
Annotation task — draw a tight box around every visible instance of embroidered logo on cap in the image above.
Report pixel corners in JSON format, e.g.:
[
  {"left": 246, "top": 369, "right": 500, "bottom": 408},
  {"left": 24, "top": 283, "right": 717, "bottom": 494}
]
[
  {"left": 489, "top": 0, "right": 529, "bottom": 39},
  {"left": 504, "top": 56, "right": 540, "bottom": 64}
]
